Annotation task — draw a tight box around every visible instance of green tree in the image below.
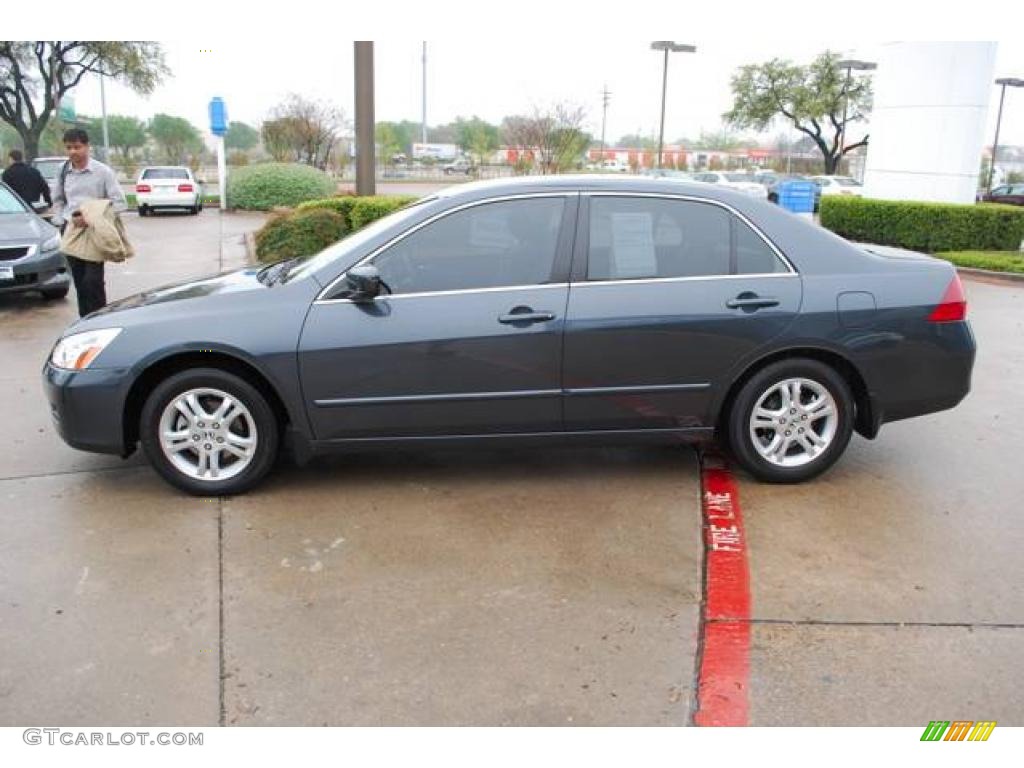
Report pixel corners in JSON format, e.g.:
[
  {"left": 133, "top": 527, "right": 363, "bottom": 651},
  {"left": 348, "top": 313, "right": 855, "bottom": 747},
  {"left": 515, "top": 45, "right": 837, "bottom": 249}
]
[
  {"left": 225, "top": 121, "right": 259, "bottom": 151},
  {"left": 149, "top": 113, "right": 203, "bottom": 164},
  {"left": 724, "top": 51, "right": 871, "bottom": 174},
  {"left": 0, "top": 42, "right": 168, "bottom": 160},
  {"left": 375, "top": 122, "right": 403, "bottom": 163},
  {"left": 454, "top": 116, "right": 499, "bottom": 166},
  {"left": 103, "top": 115, "right": 147, "bottom": 162},
  {"left": 616, "top": 133, "right": 657, "bottom": 150}
]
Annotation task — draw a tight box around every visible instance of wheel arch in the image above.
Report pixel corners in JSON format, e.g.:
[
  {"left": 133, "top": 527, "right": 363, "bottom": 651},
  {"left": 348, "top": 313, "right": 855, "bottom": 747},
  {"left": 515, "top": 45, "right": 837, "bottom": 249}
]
[
  {"left": 713, "top": 345, "right": 877, "bottom": 440},
  {"left": 123, "top": 350, "right": 294, "bottom": 452}
]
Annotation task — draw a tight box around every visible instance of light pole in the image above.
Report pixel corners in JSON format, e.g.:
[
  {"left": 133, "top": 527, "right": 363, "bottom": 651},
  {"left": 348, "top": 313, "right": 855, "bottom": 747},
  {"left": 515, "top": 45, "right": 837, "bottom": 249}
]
[
  {"left": 599, "top": 84, "right": 610, "bottom": 160},
  {"left": 354, "top": 42, "right": 375, "bottom": 196},
  {"left": 650, "top": 42, "right": 696, "bottom": 169},
  {"left": 836, "top": 58, "right": 876, "bottom": 176},
  {"left": 988, "top": 77, "right": 1024, "bottom": 193}
]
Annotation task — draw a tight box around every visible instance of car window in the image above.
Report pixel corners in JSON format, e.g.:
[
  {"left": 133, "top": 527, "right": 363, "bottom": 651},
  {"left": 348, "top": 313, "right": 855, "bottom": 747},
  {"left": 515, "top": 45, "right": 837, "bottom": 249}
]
[
  {"left": 990, "top": 186, "right": 1009, "bottom": 196},
  {"left": 587, "top": 197, "right": 731, "bottom": 280},
  {"left": 142, "top": 168, "right": 190, "bottom": 180},
  {"left": 0, "top": 185, "right": 29, "bottom": 214},
  {"left": 372, "top": 197, "right": 566, "bottom": 294},
  {"left": 834, "top": 177, "right": 860, "bottom": 187},
  {"left": 1010, "top": 185, "right": 1024, "bottom": 195},
  {"left": 735, "top": 218, "right": 788, "bottom": 275}
]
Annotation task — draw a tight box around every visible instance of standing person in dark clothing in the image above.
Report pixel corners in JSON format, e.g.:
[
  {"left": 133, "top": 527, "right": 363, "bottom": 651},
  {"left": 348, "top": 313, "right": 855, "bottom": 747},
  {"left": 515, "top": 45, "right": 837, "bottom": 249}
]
[
  {"left": 51, "top": 128, "right": 128, "bottom": 317},
  {"left": 2, "top": 149, "right": 52, "bottom": 208}
]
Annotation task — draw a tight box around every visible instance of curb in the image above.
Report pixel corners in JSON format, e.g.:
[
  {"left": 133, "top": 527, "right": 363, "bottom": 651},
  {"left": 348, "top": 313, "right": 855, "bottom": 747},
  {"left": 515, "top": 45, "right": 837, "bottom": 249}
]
[{"left": 955, "top": 266, "right": 1024, "bottom": 284}]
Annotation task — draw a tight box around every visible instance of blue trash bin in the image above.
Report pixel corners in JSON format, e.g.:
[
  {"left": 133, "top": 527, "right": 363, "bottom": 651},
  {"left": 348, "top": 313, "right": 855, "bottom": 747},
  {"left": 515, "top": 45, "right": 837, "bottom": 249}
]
[{"left": 777, "top": 180, "right": 817, "bottom": 214}]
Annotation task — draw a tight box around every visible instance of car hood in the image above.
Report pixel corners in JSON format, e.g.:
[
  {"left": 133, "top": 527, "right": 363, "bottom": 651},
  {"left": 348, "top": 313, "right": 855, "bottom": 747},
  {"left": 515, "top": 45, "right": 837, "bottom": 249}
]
[
  {"left": 0, "top": 213, "right": 55, "bottom": 243},
  {"left": 86, "top": 266, "right": 268, "bottom": 318}
]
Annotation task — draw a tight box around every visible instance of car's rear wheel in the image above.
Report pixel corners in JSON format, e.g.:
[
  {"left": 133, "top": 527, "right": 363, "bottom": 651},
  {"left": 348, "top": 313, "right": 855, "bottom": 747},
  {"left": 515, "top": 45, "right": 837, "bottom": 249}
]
[
  {"left": 727, "top": 358, "right": 854, "bottom": 483},
  {"left": 140, "top": 368, "right": 279, "bottom": 495},
  {"left": 138, "top": 205, "right": 148, "bottom": 217}
]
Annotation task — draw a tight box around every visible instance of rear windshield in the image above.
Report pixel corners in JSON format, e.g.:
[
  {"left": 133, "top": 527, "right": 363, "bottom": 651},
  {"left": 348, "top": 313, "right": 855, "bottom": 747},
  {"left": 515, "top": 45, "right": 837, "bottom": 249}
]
[
  {"left": 33, "top": 159, "right": 66, "bottom": 180},
  {"left": 142, "top": 168, "right": 190, "bottom": 180}
]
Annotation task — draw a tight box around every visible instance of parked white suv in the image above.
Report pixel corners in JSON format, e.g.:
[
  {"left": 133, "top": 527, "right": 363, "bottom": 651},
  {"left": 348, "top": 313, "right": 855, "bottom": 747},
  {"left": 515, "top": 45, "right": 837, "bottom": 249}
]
[{"left": 136, "top": 166, "right": 203, "bottom": 215}]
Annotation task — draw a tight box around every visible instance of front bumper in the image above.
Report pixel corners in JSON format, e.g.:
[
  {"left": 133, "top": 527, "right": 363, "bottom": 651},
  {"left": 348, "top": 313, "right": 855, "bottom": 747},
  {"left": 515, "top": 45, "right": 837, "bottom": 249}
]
[
  {"left": 43, "top": 361, "right": 132, "bottom": 456},
  {"left": 0, "top": 249, "right": 69, "bottom": 295}
]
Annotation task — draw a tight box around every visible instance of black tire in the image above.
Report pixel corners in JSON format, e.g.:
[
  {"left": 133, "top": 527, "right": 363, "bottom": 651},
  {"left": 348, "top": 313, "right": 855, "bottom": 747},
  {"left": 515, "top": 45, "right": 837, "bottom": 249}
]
[
  {"left": 140, "top": 368, "right": 279, "bottom": 495},
  {"left": 726, "top": 358, "right": 854, "bottom": 483},
  {"left": 138, "top": 206, "right": 148, "bottom": 217},
  {"left": 768, "top": 192, "right": 778, "bottom": 204},
  {"left": 40, "top": 285, "right": 69, "bottom": 300}
]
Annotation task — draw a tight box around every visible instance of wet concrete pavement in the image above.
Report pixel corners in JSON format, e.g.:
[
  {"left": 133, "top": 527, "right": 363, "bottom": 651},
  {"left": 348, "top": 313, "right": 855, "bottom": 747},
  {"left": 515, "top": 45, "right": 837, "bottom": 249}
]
[{"left": 0, "top": 209, "right": 1021, "bottom": 725}]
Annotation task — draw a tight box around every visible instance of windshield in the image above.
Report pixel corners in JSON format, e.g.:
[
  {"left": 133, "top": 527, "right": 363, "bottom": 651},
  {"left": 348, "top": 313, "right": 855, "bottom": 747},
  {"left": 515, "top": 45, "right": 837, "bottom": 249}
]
[
  {"left": 142, "top": 168, "right": 190, "bottom": 180},
  {"left": 33, "top": 159, "right": 65, "bottom": 180},
  {"left": 0, "top": 185, "right": 29, "bottom": 213},
  {"left": 283, "top": 198, "right": 433, "bottom": 282},
  {"left": 724, "top": 173, "right": 753, "bottom": 182},
  {"left": 834, "top": 177, "right": 861, "bottom": 187}
]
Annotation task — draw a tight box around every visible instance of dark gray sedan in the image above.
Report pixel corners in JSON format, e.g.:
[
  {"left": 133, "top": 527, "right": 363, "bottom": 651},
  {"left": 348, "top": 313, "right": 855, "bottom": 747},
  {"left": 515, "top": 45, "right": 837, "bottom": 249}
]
[
  {"left": 0, "top": 181, "right": 69, "bottom": 300},
  {"left": 43, "top": 176, "right": 975, "bottom": 495}
]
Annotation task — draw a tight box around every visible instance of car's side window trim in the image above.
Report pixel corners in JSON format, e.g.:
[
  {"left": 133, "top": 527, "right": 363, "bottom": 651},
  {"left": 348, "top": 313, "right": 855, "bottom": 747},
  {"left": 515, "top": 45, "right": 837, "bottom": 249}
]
[
  {"left": 315, "top": 192, "right": 579, "bottom": 304},
  {"left": 573, "top": 191, "right": 797, "bottom": 284}
]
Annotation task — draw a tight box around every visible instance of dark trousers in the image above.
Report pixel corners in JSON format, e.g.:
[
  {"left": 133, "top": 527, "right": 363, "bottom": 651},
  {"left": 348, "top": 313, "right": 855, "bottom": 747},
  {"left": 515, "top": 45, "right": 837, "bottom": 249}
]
[{"left": 67, "top": 256, "right": 106, "bottom": 317}]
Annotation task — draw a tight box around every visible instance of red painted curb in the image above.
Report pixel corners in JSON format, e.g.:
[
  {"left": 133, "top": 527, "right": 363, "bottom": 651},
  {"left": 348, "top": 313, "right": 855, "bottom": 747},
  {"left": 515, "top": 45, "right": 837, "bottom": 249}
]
[{"left": 694, "top": 461, "right": 751, "bottom": 727}]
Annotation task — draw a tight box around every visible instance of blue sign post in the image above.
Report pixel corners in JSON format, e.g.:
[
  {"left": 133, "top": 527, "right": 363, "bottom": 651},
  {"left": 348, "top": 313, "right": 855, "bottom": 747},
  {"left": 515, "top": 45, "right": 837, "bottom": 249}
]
[{"left": 208, "top": 98, "right": 228, "bottom": 209}]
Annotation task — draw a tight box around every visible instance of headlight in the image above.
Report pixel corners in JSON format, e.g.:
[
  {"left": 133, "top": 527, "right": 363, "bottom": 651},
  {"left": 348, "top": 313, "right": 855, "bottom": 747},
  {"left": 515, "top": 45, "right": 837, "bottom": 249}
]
[
  {"left": 42, "top": 234, "right": 61, "bottom": 252},
  {"left": 50, "top": 328, "right": 123, "bottom": 370}
]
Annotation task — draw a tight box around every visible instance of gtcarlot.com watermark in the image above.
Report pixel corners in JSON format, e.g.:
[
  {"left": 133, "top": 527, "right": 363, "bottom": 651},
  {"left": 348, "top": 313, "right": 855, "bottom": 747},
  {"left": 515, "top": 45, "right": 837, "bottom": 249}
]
[{"left": 23, "top": 728, "right": 203, "bottom": 747}]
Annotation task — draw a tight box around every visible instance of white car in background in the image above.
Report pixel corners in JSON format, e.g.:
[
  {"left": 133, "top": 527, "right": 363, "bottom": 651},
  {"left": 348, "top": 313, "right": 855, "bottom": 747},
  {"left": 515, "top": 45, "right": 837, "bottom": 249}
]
[
  {"left": 811, "top": 175, "right": 863, "bottom": 197},
  {"left": 692, "top": 171, "right": 768, "bottom": 199},
  {"left": 135, "top": 166, "right": 203, "bottom": 216}
]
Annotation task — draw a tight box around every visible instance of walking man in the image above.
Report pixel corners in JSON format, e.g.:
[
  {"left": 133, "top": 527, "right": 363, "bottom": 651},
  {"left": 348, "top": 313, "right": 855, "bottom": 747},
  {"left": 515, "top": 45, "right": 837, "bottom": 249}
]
[
  {"left": 52, "top": 128, "right": 127, "bottom": 317},
  {"left": 2, "top": 149, "right": 52, "bottom": 209}
]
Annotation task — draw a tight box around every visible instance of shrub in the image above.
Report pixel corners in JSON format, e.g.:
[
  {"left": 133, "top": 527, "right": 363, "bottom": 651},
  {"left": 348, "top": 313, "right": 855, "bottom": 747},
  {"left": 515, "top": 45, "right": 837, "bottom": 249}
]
[
  {"left": 349, "top": 195, "right": 419, "bottom": 230},
  {"left": 254, "top": 208, "right": 347, "bottom": 263},
  {"left": 226, "top": 163, "right": 336, "bottom": 211},
  {"left": 296, "top": 195, "right": 359, "bottom": 229},
  {"left": 820, "top": 196, "right": 1024, "bottom": 253}
]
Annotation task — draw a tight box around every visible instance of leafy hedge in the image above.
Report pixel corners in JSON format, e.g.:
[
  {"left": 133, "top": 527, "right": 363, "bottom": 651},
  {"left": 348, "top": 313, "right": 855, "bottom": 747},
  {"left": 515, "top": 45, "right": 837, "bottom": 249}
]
[
  {"left": 226, "top": 163, "right": 336, "bottom": 211},
  {"left": 255, "top": 209, "right": 347, "bottom": 262},
  {"left": 255, "top": 194, "right": 419, "bottom": 263},
  {"left": 820, "top": 197, "right": 1024, "bottom": 253},
  {"left": 349, "top": 195, "right": 419, "bottom": 230},
  {"left": 295, "top": 196, "right": 359, "bottom": 228}
]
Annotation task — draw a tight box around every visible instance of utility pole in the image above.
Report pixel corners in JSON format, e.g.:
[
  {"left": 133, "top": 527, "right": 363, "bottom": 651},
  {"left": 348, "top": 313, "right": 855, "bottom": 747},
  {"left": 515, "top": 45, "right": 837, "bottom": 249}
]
[
  {"left": 99, "top": 73, "right": 110, "bottom": 164},
  {"left": 599, "top": 84, "right": 610, "bottom": 160},
  {"left": 421, "top": 42, "right": 428, "bottom": 144},
  {"left": 354, "top": 42, "right": 375, "bottom": 196}
]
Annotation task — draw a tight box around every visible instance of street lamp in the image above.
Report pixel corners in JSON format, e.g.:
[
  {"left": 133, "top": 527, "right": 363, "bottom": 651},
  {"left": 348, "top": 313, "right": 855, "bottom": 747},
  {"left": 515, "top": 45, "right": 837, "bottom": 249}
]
[
  {"left": 650, "top": 41, "right": 696, "bottom": 169},
  {"left": 836, "top": 59, "right": 876, "bottom": 176},
  {"left": 987, "top": 77, "right": 1024, "bottom": 193}
]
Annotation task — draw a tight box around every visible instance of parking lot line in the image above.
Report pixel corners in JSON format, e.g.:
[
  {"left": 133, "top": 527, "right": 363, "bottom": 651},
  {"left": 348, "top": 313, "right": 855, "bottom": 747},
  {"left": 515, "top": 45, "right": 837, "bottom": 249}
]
[{"left": 694, "top": 453, "right": 751, "bottom": 727}]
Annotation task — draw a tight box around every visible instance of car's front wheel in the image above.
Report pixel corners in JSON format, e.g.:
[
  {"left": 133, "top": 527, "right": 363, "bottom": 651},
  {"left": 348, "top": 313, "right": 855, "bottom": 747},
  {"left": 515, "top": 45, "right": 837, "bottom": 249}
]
[
  {"left": 140, "top": 368, "right": 279, "bottom": 495},
  {"left": 727, "top": 358, "right": 854, "bottom": 483}
]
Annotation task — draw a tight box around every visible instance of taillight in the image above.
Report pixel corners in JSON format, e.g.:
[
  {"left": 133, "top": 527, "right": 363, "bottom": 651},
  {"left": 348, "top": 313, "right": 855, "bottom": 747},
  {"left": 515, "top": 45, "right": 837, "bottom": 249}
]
[
  {"left": 928, "top": 274, "right": 967, "bottom": 322},
  {"left": 136, "top": 184, "right": 151, "bottom": 193},
  {"left": 178, "top": 184, "right": 194, "bottom": 192}
]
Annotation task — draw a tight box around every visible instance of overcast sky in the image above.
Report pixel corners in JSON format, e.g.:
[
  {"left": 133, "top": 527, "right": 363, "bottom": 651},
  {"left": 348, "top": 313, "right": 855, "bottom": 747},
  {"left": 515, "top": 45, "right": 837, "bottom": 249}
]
[{"left": 66, "top": 39, "right": 1024, "bottom": 150}]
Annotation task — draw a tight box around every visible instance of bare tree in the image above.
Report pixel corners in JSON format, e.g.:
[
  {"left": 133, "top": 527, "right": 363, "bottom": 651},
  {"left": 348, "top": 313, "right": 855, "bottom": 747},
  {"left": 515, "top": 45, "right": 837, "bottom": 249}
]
[
  {"left": 261, "top": 94, "right": 347, "bottom": 170},
  {"left": 502, "top": 103, "right": 589, "bottom": 174}
]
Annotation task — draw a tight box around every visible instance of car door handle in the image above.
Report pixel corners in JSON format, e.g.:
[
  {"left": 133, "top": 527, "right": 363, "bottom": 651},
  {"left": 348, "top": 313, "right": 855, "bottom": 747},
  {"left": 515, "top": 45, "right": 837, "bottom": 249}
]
[
  {"left": 726, "top": 294, "right": 780, "bottom": 310},
  {"left": 498, "top": 308, "right": 556, "bottom": 324}
]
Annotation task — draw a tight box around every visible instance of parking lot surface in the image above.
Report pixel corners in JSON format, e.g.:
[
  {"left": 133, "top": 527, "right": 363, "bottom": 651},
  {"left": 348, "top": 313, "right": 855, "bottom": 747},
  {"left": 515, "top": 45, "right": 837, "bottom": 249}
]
[{"left": 1, "top": 209, "right": 1021, "bottom": 725}]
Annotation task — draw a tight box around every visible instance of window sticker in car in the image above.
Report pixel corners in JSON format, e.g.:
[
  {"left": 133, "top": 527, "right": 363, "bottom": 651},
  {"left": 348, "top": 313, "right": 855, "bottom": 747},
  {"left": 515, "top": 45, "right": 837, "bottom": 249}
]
[{"left": 610, "top": 212, "right": 657, "bottom": 278}]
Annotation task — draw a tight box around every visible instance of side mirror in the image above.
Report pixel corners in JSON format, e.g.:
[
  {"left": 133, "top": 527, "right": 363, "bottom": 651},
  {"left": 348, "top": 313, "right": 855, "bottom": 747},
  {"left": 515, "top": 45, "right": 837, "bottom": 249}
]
[
  {"left": 32, "top": 201, "right": 49, "bottom": 213},
  {"left": 345, "top": 264, "right": 382, "bottom": 302}
]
